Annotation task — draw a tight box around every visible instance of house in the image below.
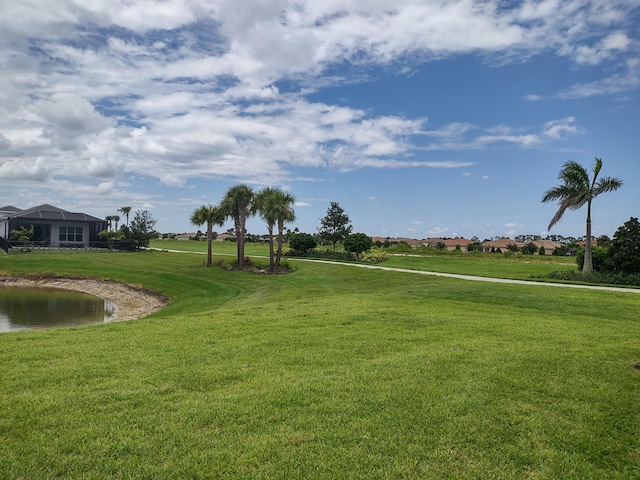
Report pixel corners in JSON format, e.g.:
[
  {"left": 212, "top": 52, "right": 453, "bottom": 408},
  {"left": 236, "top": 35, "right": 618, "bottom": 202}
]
[
  {"left": 481, "top": 238, "right": 523, "bottom": 253},
  {"left": 0, "top": 204, "right": 107, "bottom": 248},
  {"left": 530, "top": 239, "right": 563, "bottom": 255},
  {"left": 422, "top": 238, "right": 473, "bottom": 251},
  {"left": 175, "top": 232, "right": 198, "bottom": 241},
  {"left": 215, "top": 233, "right": 233, "bottom": 242}
]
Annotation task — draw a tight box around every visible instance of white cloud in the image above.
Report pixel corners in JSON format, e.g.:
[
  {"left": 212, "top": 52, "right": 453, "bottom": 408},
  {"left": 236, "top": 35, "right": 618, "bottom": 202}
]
[
  {"left": 0, "top": 158, "right": 51, "bottom": 181},
  {"left": 0, "top": 0, "right": 636, "bottom": 213},
  {"left": 574, "top": 32, "right": 631, "bottom": 65},
  {"left": 558, "top": 58, "right": 640, "bottom": 99},
  {"left": 423, "top": 122, "right": 477, "bottom": 139},
  {"left": 542, "top": 117, "right": 578, "bottom": 139},
  {"left": 428, "top": 226, "right": 448, "bottom": 235},
  {"left": 505, "top": 222, "right": 524, "bottom": 228}
]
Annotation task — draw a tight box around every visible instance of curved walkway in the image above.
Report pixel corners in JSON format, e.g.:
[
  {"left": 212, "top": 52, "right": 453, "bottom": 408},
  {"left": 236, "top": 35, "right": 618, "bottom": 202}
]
[{"left": 154, "top": 249, "right": 640, "bottom": 294}]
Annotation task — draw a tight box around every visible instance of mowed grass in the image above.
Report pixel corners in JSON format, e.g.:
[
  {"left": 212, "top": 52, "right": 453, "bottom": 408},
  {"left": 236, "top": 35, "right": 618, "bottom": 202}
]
[
  {"left": 152, "top": 238, "right": 578, "bottom": 281},
  {"left": 1, "top": 250, "right": 639, "bottom": 479}
]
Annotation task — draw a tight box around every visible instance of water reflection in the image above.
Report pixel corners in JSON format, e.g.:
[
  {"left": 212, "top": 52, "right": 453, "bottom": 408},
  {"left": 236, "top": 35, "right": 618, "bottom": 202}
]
[{"left": 0, "top": 287, "right": 115, "bottom": 333}]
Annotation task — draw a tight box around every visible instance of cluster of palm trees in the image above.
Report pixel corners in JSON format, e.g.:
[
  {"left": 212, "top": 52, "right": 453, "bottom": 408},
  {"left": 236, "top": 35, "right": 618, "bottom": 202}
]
[
  {"left": 191, "top": 185, "right": 295, "bottom": 272},
  {"left": 104, "top": 207, "right": 132, "bottom": 232}
]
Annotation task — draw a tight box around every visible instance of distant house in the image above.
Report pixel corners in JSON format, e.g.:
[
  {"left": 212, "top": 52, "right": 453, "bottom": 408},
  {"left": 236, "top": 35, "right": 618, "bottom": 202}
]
[
  {"left": 215, "top": 233, "right": 233, "bottom": 242},
  {"left": 530, "top": 239, "right": 563, "bottom": 255},
  {"left": 175, "top": 232, "right": 198, "bottom": 241},
  {"left": 0, "top": 204, "right": 107, "bottom": 248},
  {"left": 481, "top": 238, "right": 523, "bottom": 253},
  {"left": 422, "top": 238, "right": 472, "bottom": 251},
  {"left": 371, "top": 237, "right": 424, "bottom": 248}
]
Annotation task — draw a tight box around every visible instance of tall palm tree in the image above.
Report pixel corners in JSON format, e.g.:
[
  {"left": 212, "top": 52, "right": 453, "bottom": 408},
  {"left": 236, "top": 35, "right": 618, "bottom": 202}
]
[
  {"left": 254, "top": 187, "right": 279, "bottom": 271},
  {"left": 105, "top": 215, "right": 114, "bottom": 232},
  {"left": 542, "top": 157, "right": 622, "bottom": 274},
  {"left": 221, "top": 184, "right": 254, "bottom": 269},
  {"left": 190, "top": 204, "right": 226, "bottom": 267},
  {"left": 112, "top": 215, "right": 120, "bottom": 231},
  {"left": 273, "top": 190, "right": 296, "bottom": 271},
  {"left": 119, "top": 206, "right": 132, "bottom": 226},
  {"left": 254, "top": 187, "right": 296, "bottom": 272}
]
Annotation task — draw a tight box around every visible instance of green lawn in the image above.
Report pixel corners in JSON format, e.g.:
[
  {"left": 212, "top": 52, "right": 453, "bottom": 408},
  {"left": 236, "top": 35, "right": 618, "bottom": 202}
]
[
  {"left": 1, "top": 250, "right": 639, "bottom": 479},
  {"left": 153, "top": 238, "right": 578, "bottom": 281}
]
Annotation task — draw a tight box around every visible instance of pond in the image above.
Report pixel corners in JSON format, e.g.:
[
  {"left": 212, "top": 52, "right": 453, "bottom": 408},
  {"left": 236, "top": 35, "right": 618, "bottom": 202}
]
[{"left": 0, "top": 287, "right": 115, "bottom": 333}]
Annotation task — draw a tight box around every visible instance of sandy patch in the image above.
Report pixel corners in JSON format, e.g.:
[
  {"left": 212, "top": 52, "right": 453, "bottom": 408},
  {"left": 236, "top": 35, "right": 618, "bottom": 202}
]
[{"left": 0, "top": 275, "right": 168, "bottom": 322}]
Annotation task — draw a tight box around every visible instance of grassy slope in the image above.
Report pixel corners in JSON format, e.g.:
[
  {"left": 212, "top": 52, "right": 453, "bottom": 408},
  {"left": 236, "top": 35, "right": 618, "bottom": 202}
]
[{"left": 1, "top": 250, "right": 639, "bottom": 479}]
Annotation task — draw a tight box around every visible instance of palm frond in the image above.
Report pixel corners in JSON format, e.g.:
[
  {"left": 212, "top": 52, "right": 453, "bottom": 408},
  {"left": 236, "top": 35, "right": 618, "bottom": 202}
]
[
  {"left": 547, "top": 198, "right": 572, "bottom": 231},
  {"left": 593, "top": 177, "right": 623, "bottom": 197}
]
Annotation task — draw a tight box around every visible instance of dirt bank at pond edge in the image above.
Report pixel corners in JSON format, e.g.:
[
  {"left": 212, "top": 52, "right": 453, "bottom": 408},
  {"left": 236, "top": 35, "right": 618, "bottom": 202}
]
[{"left": 0, "top": 275, "right": 168, "bottom": 322}]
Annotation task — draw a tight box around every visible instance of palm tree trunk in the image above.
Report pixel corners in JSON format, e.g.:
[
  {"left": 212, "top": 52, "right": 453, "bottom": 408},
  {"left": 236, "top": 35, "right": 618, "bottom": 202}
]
[
  {"left": 583, "top": 201, "right": 594, "bottom": 274},
  {"left": 206, "top": 223, "right": 213, "bottom": 267},
  {"left": 275, "top": 220, "right": 284, "bottom": 271},
  {"left": 236, "top": 217, "right": 245, "bottom": 269},
  {"left": 268, "top": 225, "right": 275, "bottom": 272}
]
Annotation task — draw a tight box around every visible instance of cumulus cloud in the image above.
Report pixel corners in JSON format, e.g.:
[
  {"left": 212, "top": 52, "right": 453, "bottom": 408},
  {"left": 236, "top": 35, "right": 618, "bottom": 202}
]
[
  {"left": 0, "top": 158, "right": 51, "bottom": 181},
  {"left": 0, "top": 0, "right": 636, "bottom": 215}
]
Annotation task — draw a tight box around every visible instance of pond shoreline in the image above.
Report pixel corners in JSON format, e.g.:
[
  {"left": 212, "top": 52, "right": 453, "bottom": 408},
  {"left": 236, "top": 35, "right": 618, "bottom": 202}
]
[{"left": 0, "top": 275, "right": 168, "bottom": 322}]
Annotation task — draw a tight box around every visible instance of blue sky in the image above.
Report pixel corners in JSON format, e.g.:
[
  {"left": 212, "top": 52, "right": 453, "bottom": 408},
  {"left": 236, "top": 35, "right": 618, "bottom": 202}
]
[{"left": 1, "top": 1, "right": 638, "bottom": 240}]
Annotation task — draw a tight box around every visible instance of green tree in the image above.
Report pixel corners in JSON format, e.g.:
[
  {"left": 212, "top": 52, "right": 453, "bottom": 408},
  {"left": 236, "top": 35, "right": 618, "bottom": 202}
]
[
  {"left": 273, "top": 192, "right": 295, "bottom": 271},
  {"left": 343, "top": 233, "right": 373, "bottom": 259},
  {"left": 542, "top": 157, "right": 622, "bottom": 274},
  {"left": 318, "top": 202, "right": 353, "bottom": 253},
  {"left": 127, "top": 210, "right": 157, "bottom": 249},
  {"left": 105, "top": 215, "right": 114, "bottom": 232},
  {"left": 597, "top": 234, "right": 612, "bottom": 249},
  {"left": 118, "top": 206, "right": 132, "bottom": 226},
  {"left": 11, "top": 225, "right": 34, "bottom": 247},
  {"left": 609, "top": 217, "right": 640, "bottom": 274},
  {"left": 289, "top": 232, "right": 317, "bottom": 254},
  {"left": 255, "top": 187, "right": 296, "bottom": 272},
  {"left": 112, "top": 215, "right": 120, "bottom": 231},
  {"left": 506, "top": 243, "right": 520, "bottom": 253},
  {"left": 190, "top": 204, "right": 226, "bottom": 267},
  {"left": 467, "top": 237, "right": 483, "bottom": 252},
  {"left": 98, "top": 229, "right": 124, "bottom": 250},
  {"left": 221, "top": 184, "right": 254, "bottom": 269}
]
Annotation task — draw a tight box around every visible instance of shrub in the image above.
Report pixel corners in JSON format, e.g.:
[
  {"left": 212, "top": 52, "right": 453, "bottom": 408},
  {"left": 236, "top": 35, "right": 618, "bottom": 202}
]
[
  {"left": 576, "top": 246, "right": 612, "bottom": 272},
  {"left": 360, "top": 248, "right": 387, "bottom": 264},
  {"left": 343, "top": 233, "right": 373, "bottom": 259},
  {"left": 609, "top": 217, "right": 640, "bottom": 274},
  {"left": 547, "top": 269, "right": 640, "bottom": 286},
  {"left": 289, "top": 232, "right": 317, "bottom": 255}
]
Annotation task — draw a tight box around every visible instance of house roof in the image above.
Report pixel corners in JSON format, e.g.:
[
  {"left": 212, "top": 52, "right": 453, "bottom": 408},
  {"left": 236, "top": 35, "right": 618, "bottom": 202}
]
[
  {"left": 530, "top": 239, "right": 563, "bottom": 250},
  {"left": 6, "top": 204, "right": 105, "bottom": 223},
  {"left": 423, "top": 237, "right": 472, "bottom": 247},
  {"left": 0, "top": 205, "right": 21, "bottom": 213},
  {"left": 482, "top": 238, "right": 523, "bottom": 249}
]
